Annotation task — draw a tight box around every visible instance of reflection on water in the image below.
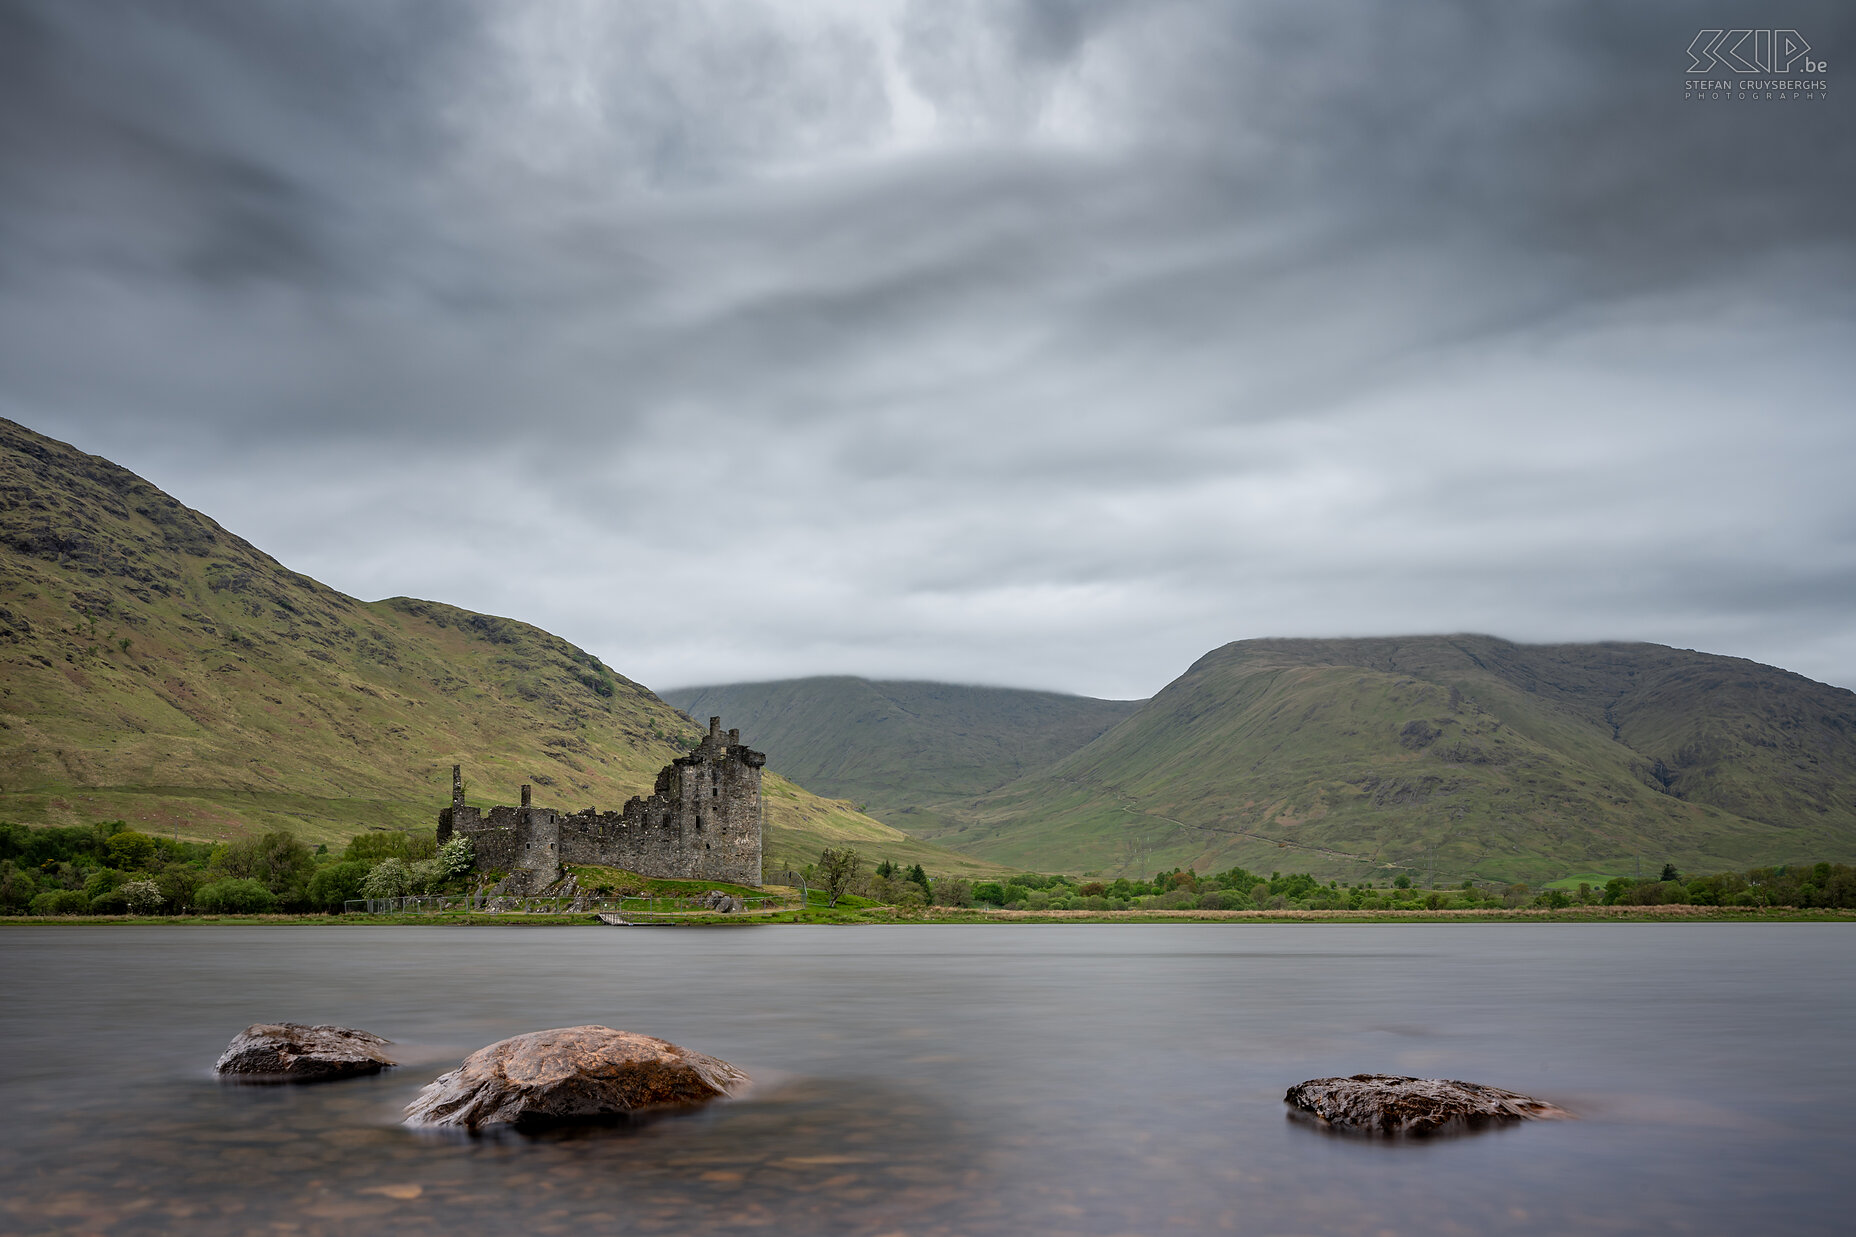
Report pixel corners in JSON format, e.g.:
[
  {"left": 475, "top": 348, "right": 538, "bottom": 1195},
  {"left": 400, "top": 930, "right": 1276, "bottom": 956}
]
[
  {"left": 2, "top": 924, "right": 1852, "bottom": 1235},
  {"left": 9, "top": 1074, "right": 990, "bottom": 1235}
]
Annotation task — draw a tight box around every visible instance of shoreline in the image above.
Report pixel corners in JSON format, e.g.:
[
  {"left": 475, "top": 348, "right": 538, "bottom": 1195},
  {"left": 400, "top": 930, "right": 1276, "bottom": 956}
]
[{"left": 5, "top": 905, "right": 1853, "bottom": 926}]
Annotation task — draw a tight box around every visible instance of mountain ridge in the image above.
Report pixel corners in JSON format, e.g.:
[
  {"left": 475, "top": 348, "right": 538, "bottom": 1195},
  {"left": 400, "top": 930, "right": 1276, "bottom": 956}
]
[
  {"left": 0, "top": 417, "right": 1001, "bottom": 877},
  {"left": 662, "top": 676, "right": 1140, "bottom": 829},
  {"left": 905, "top": 633, "right": 1856, "bottom": 882}
]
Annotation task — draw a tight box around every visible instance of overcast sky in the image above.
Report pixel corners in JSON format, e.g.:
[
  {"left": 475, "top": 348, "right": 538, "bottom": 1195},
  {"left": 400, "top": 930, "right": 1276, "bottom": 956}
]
[{"left": 3, "top": 1, "right": 1852, "bottom": 699}]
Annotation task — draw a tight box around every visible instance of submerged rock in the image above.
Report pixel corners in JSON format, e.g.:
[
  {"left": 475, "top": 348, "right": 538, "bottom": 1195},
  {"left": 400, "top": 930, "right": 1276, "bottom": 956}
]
[
  {"left": 404, "top": 1025, "right": 748, "bottom": 1129},
  {"left": 215, "top": 1023, "right": 397, "bottom": 1082},
  {"left": 1285, "top": 1073, "right": 1571, "bottom": 1135}
]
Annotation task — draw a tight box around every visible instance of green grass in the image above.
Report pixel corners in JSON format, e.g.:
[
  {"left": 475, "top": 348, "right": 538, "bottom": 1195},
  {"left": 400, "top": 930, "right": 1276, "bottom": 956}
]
[
  {"left": 892, "top": 636, "right": 1856, "bottom": 886},
  {"left": 1540, "top": 871, "right": 1632, "bottom": 891},
  {"left": 10, "top": 904, "right": 1853, "bottom": 926},
  {"left": 0, "top": 418, "right": 991, "bottom": 878}
]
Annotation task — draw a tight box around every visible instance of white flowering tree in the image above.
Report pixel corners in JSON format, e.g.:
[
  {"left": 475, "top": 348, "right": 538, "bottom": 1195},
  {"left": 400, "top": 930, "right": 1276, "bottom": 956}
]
[
  {"left": 436, "top": 836, "right": 474, "bottom": 879},
  {"left": 360, "top": 858, "right": 411, "bottom": 900},
  {"left": 121, "top": 879, "right": 164, "bottom": 915}
]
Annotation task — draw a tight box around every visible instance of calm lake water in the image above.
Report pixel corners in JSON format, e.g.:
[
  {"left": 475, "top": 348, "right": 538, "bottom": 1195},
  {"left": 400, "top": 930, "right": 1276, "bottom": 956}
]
[{"left": 2, "top": 923, "right": 1852, "bottom": 1235}]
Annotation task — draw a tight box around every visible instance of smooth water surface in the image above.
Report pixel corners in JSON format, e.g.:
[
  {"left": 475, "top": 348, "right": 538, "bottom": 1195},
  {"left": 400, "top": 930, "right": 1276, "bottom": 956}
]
[{"left": 2, "top": 924, "right": 1852, "bottom": 1235}]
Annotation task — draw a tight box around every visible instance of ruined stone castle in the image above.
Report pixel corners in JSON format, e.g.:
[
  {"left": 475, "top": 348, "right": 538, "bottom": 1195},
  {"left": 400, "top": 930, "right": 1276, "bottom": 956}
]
[{"left": 438, "top": 717, "right": 766, "bottom": 887}]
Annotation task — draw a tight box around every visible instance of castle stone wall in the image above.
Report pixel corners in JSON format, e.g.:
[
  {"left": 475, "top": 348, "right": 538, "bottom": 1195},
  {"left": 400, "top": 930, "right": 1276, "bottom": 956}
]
[{"left": 438, "top": 716, "right": 765, "bottom": 886}]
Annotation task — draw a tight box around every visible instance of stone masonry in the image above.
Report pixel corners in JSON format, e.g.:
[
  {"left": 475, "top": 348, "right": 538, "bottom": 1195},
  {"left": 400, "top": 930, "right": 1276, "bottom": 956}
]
[{"left": 438, "top": 717, "right": 766, "bottom": 887}]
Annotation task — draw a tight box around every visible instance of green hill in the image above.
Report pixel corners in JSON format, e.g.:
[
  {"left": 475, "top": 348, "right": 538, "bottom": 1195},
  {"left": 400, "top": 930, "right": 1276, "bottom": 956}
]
[
  {"left": 0, "top": 418, "right": 998, "bottom": 877},
  {"left": 662, "top": 677, "right": 1140, "bottom": 830},
  {"left": 907, "top": 636, "right": 1856, "bottom": 884}
]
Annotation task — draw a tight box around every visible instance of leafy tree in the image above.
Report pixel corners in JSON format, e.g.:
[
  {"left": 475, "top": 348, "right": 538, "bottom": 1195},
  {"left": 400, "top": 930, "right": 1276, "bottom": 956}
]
[
  {"left": 343, "top": 832, "right": 416, "bottom": 864},
  {"left": 933, "top": 876, "right": 974, "bottom": 907},
  {"left": 908, "top": 863, "right": 931, "bottom": 895},
  {"left": 1394, "top": 874, "right": 1412, "bottom": 889},
  {"left": 105, "top": 830, "right": 158, "bottom": 871},
  {"left": 196, "top": 879, "right": 277, "bottom": 914},
  {"left": 817, "top": 847, "right": 862, "bottom": 908},
  {"left": 155, "top": 863, "right": 202, "bottom": 913},
  {"left": 83, "top": 868, "right": 126, "bottom": 899},
  {"left": 0, "top": 860, "right": 39, "bottom": 913},
  {"left": 972, "top": 881, "right": 1006, "bottom": 906},
  {"left": 306, "top": 861, "right": 370, "bottom": 911},
  {"left": 213, "top": 831, "right": 315, "bottom": 897}
]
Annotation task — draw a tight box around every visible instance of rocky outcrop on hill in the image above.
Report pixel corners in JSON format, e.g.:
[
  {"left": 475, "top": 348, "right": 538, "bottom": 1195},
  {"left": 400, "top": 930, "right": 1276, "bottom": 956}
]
[
  {"left": 1285, "top": 1073, "right": 1571, "bottom": 1135},
  {"left": 215, "top": 1023, "right": 397, "bottom": 1082},
  {"left": 403, "top": 1025, "right": 748, "bottom": 1129}
]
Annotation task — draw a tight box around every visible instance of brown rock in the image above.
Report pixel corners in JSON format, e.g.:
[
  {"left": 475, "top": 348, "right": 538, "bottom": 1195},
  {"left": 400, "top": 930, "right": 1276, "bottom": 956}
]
[
  {"left": 403, "top": 1025, "right": 748, "bottom": 1129},
  {"left": 1285, "top": 1073, "right": 1572, "bottom": 1135},
  {"left": 215, "top": 1023, "right": 397, "bottom": 1082}
]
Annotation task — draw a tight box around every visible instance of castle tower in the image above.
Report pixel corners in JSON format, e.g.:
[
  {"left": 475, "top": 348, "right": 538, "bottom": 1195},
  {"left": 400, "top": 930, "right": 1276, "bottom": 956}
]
[{"left": 435, "top": 720, "right": 766, "bottom": 886}]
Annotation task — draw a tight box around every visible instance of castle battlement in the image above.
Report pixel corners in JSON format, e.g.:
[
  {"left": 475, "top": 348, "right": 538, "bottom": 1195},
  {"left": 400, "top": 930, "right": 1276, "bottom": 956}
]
[{"left": 438, "top": 716, "right": 766, "bottom": 886}]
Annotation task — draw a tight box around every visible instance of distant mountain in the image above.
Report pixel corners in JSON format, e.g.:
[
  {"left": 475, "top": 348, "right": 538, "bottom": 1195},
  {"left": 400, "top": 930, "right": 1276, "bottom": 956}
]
[
  {"left": 0, "top": 418, "right": 998, "bottom": 877},
  {"left": 904, "top": 636, "right": 1856, "bottom": 884},
  {"left": 662, "top": 677, "right": 1140, "bottom": 829}
]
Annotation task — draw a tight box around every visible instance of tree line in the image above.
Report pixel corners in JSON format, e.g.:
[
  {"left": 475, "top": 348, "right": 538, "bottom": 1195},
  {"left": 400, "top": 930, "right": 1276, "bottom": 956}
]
[
  {"left": 794, "top": 848, "right": 1856, "bottom": 913},
  {"left": 0, "top": 821, "right": 477, "bottom": 916}
]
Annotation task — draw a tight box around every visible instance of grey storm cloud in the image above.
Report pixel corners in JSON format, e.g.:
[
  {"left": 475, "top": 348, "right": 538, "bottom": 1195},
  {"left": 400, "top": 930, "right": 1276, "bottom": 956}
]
[{"left": 1, "top": 0, "right": 1852, "bottom": 698}]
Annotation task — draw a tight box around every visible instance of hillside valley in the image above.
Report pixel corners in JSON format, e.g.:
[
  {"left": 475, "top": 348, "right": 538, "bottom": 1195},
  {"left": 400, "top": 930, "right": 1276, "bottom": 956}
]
[
  {"left": 663, "top": 677, "right": 1139, "bottom": 832},
  {"left": 0, "top": 419, "right": 999, "bottom": 878},
  {"left": 685, "top": 638, "right": 1856, "bottom": 885}
]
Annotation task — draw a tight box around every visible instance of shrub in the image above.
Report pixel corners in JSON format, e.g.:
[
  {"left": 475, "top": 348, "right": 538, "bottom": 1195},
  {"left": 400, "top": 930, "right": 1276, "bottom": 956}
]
[
  {"left": 361, "top": 858, "right": 411, "bottom": 900},
  {"left": 195, "top": 879, "right": 277, "bottom": 914},
  {"left": 89, "top": 888, "right": 131, "bottom": 914},
  {"left": 30, "top": 889, "right": 93, "bottom": 916}
]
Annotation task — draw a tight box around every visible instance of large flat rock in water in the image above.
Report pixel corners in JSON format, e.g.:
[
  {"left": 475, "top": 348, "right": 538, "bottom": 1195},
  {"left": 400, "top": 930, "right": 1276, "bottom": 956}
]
[
  {"left": 1286, "top": 1073, "right": 1571, "bottom": 1135},
  {"left": 216, "top": 1024, "right": 397, "bottom": 1083},
  {"left": 404, "top": 1025, "right": 748, "bottom": 1129}
]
